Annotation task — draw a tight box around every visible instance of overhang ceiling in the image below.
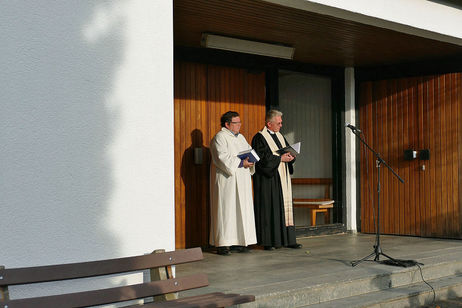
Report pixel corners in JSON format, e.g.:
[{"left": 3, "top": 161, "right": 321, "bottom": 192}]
[{"left": 174, "top": 0, "right": 462, "bottom": 67}]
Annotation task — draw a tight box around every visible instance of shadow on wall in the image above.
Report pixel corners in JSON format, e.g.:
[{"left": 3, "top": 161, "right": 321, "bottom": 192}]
[
  {"left": 0, "top": 2, "right": 123, "bottom": 267},
  {"left": 181, "top": 129, "right": 211, "bottom": 248}
]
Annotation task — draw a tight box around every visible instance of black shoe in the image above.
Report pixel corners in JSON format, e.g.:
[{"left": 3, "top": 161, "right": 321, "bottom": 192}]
[
  {"left": 217, "top": 246, "right": 231, "bottom": 255},
  {"left": 264, "top": 246, "right": 275, "bottom": 251},
  {"left": 287, "top": 243, "right": 302, "bottom": 249},
  {"left": 230, "top": 246, "right": 251, "bottom": 253}
]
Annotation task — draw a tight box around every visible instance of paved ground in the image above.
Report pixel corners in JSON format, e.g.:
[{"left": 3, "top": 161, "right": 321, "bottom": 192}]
[{"left": 176, "top": 233, "right": 462, "bottom": 307}]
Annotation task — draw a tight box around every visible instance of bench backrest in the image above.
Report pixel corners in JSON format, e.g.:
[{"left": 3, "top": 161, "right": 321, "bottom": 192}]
[
  {"left": 0, "top": 247, "right": 206, "bottom": 308},
  {"left": 292, "top": 178, "right": 332, "bottom": 199}
]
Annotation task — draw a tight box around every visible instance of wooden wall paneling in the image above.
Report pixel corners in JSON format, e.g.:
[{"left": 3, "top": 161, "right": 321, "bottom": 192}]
[
  {"left": 451, "top": 73, "right": 459, "bottom": 237},
  {"left": 359, "top": 82, "right": 367, "bottom": 232},
  {"left": 411, "top": 78, "right": 421, "bottom": 236},
  {"left": 180, "top": 62, "right": 188, "bottom": 248},
  {"left": 366, "top": 82, "right": 375, "bottom": 233},
  {"left": 441, "top": 74, "right": 448, "bottom": 236},
  {"left": 397, "top": 79, "right": 405, "bottom": 235},
  {"left": 394, "top": 80, "right": 401, "bottom": 235},
  {"left": 449, "top": 73, "right": 458, "bottom": 236},
  {"left": 391, "top": 79, "right": 399, "bottom": 235},
  {"left": 428, "top": 76, "right": 437, "bottom": 236},
  {"left": 208, "top": 66, "right": 217, "bottom": 140},
  {"left": 175, "top": 62, "right": 209, "bottom": 248},
  {"left": 186, "top": 63, "right": 194, "bottom": 246},
  {"left": 417, "top": 77, "right": 427, "bottom": 236},
  {"left": 226, "top": 67, "right": 233, "bottom": 115},
  {"left": 360, "top": 73, "right": 462, "bottom": 239},
  {"left": 360, "top": 82, "right": 373, "bottom": 233},
  {"left": 367, "top": 81, "right": 375, "bottom": 234},
  {"left": 199, "top": 63, "right": 209, "bottom": 247},
  {"left": 425, "top": 76, "right": 433, "bottom": 236},
  {"left": 451, "top": 73, "right": 459, "bottom": 236},
  {"left": 377, "top": 80, "right": 388, "bottom": 234},
  {"left": 409, "top": 78, "right": 416, "bottom": 235},
  {"left": 414, "top": 78, "right": 420, "bottom": 235},
  {"left": 359, "top": 84, "right": 364, "bottom": 231},
  {"left": 397, "top": 80, "right": 404, "bottom": 234},
  {"left": 458, "top": 73, "right": 462, "bottom": 235},
  {"left": 434, "top": 76, "right": 443, "bottom": 236},
  {"left": 242, "top": 71, "right": 250, "bottom": 138},
  {"left": 389, "top": 80, "right": 397, "bottom": 234},
  {"left": 421, "top": 77, "right": 428, "bottom": 236},
  {"left": 175, "top": 62, "right": 266, "bottom": 248},
  {"left": 221, "top": 68, "right": 228, "bottom": 120},
  {"left": 174, "top": 62, "right": 183, "bottom": 248},
  {"left": 443, "top": 74, "right": 451, "bottom": 236},
  {"left": 407, "top": 78, "right": 415, "bottom": 235}
]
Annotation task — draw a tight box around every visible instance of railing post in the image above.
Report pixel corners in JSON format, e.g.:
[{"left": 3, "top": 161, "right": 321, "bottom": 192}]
[
  {"left": 0, "top": 266, "right": 9, "bottom": 302},
  {"left": 150, "top": 250, "right": 178, "bottom": 301}
]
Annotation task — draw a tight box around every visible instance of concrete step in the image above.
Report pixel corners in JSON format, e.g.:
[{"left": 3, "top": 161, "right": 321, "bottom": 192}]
[
  {"left": 243, "top": 249, "right": 462, "bottom": 307},
  {"left": 303, "top": 274, "right": 462, "bottom": 308}
]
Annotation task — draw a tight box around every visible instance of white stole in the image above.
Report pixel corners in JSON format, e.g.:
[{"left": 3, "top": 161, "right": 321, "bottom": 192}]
[{"left": 259, "top": 128, "right": 294, "bottom": 227}]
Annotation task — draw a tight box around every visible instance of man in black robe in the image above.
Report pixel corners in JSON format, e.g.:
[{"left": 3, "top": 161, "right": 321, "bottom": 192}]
[{"left": 252, "top": 109, "right": 302, "bottom": 250}]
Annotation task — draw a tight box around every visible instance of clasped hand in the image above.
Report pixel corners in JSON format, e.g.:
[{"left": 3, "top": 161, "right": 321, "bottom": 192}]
[{"left": 281, "top": 153, "right": 295, "bottom": 162}]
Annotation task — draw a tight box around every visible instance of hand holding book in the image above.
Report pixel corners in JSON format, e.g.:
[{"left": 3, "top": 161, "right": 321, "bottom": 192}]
[
  {"left": 237, "top": 148, "right": 260, "bottom": 163},
  {"left": 276, "top": 142, "right": 301, "bottom": 157}
]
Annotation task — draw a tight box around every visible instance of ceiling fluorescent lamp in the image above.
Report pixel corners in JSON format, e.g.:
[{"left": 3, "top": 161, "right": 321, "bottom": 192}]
[{"left": 201, "top": 34, "right": 294, "bottom": 60}]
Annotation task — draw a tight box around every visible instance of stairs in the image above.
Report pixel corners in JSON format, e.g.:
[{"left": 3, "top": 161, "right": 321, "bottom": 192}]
[{"left": 246, "top": 247, "right": 462, "bottom": 307}]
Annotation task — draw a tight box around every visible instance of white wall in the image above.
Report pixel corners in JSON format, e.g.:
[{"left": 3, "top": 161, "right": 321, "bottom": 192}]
[
  {"left": 1, "top": 0, "right": 174, "bottom": 298},
  {"left": 264, "top": 0, "right": 462, "bottom": 44}
]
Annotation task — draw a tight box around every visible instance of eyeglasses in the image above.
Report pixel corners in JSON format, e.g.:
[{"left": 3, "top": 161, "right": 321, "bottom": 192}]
[{"left": 230, "top": 121, "right": 241, "bottom": 124}]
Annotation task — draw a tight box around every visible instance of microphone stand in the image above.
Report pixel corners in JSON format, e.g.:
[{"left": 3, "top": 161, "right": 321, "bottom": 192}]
[{"left": 348, "top": 127, "right": 404, "bottom": 267}]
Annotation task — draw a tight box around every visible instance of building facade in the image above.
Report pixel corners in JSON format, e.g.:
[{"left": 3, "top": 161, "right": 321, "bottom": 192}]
[{"left": 2, "top": 0, "right": 462, "bottom": 297}]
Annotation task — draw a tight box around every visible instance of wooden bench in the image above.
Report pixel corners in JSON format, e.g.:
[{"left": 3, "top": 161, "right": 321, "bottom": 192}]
[
  {"left": 0, "top": 247, "right": 255, "bottom": 308},
  {"left": 292, "top": 178, "right": 335, "bottom": 226}
]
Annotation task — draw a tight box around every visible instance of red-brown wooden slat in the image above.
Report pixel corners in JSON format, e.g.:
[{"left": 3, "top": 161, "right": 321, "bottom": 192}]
[
  {"left": 417, "top": 77, "right": 425, "bottom": 236},
  {"left": 434, "top": 76, "right": 443, "bottom": 236},
  {"left": 0, "top": 248, "right": 203, "bottom": 286},
  {"left": 458, "top": 73, "right": 462, "bottom": 236},
  {"left": 3, "top": 274, "right": 208, "bottom": 308},
  {"left": 391, "top": 78, "right": 399, "bottom": 234}
]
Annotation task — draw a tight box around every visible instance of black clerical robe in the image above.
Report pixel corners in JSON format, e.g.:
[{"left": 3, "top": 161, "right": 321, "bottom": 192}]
[{"left": 252, "top": 131, "right": 296, "bottom": 247}]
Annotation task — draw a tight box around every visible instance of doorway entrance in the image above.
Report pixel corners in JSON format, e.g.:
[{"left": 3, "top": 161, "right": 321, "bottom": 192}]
[{"left": 278, "top": 70, "right": 335, "bottom": 229}]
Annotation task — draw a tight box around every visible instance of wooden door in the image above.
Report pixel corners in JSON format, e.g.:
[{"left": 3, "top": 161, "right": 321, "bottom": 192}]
[
  {"left": 174, "top": 61, "right": 266, "bottom": 249},
  {"left": 359, "top": 73, "right": 462, "bottom": 238}
]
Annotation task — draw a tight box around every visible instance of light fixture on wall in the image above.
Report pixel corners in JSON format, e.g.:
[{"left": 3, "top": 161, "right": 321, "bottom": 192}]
[{"left": 201, "top": 33, "right": 294, "bottom": 60}]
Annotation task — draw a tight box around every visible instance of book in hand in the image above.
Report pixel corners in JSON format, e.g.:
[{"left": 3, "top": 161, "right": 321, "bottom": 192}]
[
  {"left": 237, "top": 148, "right": 260, "bottom": 163},
  {"left": 276, "top": 141, "right": 301, "bottom": 156}
]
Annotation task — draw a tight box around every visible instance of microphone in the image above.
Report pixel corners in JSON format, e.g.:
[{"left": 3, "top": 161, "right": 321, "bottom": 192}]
[{"left": 345, "top": 123, "right": 361, "bottom": 133}]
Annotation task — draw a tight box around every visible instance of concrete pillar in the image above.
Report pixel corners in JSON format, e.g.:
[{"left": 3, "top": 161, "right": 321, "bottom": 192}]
[{"left": 345, "top": 67, "right": 357, "bottom": 232}]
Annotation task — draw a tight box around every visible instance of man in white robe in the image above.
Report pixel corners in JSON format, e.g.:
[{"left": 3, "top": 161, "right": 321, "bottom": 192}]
[{"left": 210, "top": 111, "right": 257, "bottom": 255}]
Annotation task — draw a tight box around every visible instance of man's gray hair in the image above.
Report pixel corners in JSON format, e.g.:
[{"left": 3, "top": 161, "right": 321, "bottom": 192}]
[{"left": 265, "top": 109, "right": 283, "bottom": 122}]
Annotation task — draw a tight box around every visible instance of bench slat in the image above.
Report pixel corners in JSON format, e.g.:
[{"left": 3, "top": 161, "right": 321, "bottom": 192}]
[
  {"left": 137, "top": 292, "right": 256, "bottom": 307},
  {"left": 0, "top": 247, "right": 203, "bottom": 286},
  {"left": 2, "top": 274, "right": 209, "bottom": 308}
]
